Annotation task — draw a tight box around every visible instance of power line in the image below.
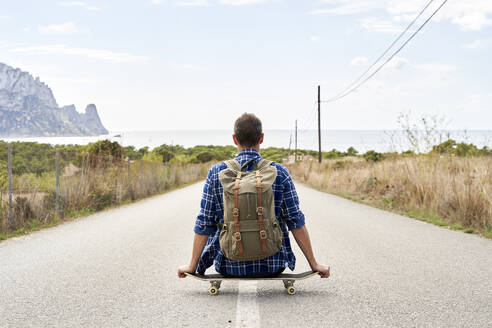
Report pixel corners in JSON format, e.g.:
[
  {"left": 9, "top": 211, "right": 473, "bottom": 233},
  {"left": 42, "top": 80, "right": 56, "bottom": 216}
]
[
  {"left": 328, "top": 0, "right": 436, "bottom": 102},
  {"left": 324, "top": 0, "right": 448, "bottom": 103}
]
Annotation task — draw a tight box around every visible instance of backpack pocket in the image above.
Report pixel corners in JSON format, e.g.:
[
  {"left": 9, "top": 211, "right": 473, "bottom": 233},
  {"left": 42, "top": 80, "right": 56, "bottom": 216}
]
[{"left": 266, "top": 219, "right": 283, "bottom": 255}]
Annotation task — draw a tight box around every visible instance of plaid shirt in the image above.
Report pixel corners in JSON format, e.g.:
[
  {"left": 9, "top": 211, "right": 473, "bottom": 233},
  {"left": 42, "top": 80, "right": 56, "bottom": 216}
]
[{"left": 194, "top": 149, "right": 305, "bottom": 276}]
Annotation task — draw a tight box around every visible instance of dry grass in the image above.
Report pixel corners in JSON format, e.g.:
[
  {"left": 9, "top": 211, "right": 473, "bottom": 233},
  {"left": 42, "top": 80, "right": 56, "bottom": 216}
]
[
  {"left": 288, "top": 155, "right": 492, "bottom": 237},
  {"left": 1, "top": 157, "right": 210, "bottom": 235}
]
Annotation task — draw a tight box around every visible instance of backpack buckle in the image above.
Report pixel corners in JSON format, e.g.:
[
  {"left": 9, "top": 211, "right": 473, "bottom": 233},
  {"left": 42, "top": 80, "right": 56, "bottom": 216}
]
[
  {"left": 232, "top": 208, "right": 239, "bottom": 218},
  {"left": 256, "top": 207, "right": 264, "bottom": 216},
  {"left": 234, "top": 232, "right": 242, "bottom": 241},
  {"left": 259, "top": 230, "right": 267, "bottom": 240}
]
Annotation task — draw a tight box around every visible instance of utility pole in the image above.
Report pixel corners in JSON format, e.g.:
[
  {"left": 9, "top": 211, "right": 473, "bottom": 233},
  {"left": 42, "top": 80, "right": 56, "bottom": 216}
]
[
  {"left": 295, "top": 119, "right": 298, "bottom": 162},
  {"left": 318, "top": 85, "right": 322, "bottom": 163}
]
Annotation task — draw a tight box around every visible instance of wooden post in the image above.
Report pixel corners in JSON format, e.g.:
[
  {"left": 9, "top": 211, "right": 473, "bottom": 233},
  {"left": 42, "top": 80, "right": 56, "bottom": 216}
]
[
  {"left": 287, "top": 134, "right": 292, "bottom": 158},
  {"left": 317, "top": 85, "right": 322, "bottom": 163},
  {"left": 55, "top": 148, "right": 60, "bottom": 218},
  {"left": 8, "top": 142, "right": 13, "bottom": 228},
  {"left": 295, "top": 119, "right": 298, "bottom": 163}
]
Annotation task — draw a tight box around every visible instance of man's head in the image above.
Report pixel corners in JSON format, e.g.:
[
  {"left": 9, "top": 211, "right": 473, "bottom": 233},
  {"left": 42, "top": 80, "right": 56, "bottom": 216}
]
[{"left": 233, "top": 113, "right": 264, "bottom": 150}]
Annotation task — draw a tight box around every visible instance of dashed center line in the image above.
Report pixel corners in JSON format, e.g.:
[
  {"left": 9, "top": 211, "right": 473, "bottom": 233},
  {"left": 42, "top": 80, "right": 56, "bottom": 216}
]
[{"left": 235, "top": 281, "right": 260, "bottom": 328}]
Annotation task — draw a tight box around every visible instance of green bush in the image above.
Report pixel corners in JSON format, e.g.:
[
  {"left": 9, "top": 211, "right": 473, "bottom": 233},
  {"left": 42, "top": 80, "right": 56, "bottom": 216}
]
[
  {"left": 87, "top": 188, "right": 115, "bottom": 211},
  {"left": 345, "top": 147, "right": 358, "bottom": 156},
  {"left": 363, "top": 150, "right": 385, "bottom": 162}
]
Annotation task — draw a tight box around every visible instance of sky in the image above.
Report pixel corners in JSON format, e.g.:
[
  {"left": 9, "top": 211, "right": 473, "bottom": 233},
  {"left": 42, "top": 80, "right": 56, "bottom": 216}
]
[{"left": 0, "top": 0, "right": 491, "bottom": 132}]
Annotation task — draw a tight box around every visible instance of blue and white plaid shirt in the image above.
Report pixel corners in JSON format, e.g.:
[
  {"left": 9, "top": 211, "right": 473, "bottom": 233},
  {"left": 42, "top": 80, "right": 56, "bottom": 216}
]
[{"left": 194, "top": 148, "right": 305, "bottom": 276}]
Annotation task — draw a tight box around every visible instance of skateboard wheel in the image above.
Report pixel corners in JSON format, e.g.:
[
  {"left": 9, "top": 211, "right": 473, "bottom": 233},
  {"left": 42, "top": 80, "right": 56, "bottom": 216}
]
[
  {"left": 286, "top": 286, "right": 296, "bottom": 295},
  {"left": 209, "top": 286, "right": 218, "bottom": 296},
  {"left": 211, "top": 281, "right": 221, "bottom": 289}
]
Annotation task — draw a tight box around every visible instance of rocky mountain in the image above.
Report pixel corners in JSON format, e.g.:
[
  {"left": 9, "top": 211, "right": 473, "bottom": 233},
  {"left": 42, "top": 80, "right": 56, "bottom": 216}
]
[{"left": 0, "top": 63, "right": 108, "bottom": 137}]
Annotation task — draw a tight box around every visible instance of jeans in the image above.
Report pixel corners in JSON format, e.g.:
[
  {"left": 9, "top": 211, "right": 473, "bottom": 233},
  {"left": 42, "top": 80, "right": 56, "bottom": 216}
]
[{"left": 219, "top": 267, "right": 285, "bottom": 278}]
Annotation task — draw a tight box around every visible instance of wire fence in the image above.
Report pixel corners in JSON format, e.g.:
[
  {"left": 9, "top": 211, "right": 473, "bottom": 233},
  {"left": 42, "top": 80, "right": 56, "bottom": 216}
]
[{"left": 0, "top": 143, "right": 210, "bottom": 233}]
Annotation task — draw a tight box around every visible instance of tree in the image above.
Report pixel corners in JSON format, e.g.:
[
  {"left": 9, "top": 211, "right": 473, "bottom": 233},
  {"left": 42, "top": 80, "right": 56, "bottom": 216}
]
[{"left": 346, "top": 147, "right": 358, "bottom": 156}]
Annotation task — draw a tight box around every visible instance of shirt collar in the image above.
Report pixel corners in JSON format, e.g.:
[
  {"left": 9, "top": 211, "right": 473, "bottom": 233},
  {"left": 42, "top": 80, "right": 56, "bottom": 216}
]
[{"left": 234, "top": 148, "right": 262, "bottom": 165}]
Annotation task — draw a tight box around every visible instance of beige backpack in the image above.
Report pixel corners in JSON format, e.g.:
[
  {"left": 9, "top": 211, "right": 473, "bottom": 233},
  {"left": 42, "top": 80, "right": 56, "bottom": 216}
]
[{"left": 218, "top": 159, "right": 283, "bottom": 261}]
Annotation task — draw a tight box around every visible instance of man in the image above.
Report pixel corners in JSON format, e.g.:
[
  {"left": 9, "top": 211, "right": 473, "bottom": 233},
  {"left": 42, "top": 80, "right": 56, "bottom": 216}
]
[{"left": 178, "top": 113, "right": 330, "bottom": 278}]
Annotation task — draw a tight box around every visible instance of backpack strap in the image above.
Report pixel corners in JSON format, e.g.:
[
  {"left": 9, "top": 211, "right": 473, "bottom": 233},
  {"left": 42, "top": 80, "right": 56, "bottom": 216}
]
[
  {"left": 233, "top": 170, "right": 244, "bottom": 257},
  {"left": 225, "top": 158, "right": 266, "bottom": 172},
  {"left": 256, "top": 159, "right": 273, "bottom": 171},
  {"left": 224, "top": 159, "right": 241, "bottom": 171},
  {"left": 256, "top": 170, "right": 267, "bottom": 254},
  {"left": 240, "top": 159, "right": 256, "bottom": 171}
]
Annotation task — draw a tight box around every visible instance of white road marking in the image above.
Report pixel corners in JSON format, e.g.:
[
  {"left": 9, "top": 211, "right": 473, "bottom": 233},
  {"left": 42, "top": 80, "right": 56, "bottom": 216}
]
[{"left": 235, "top": 281, "right": 260, "bottom": 328}]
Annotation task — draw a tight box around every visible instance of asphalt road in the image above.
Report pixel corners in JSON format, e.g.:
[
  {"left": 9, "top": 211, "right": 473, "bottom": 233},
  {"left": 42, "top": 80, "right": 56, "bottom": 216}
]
[{"left": 1, "top": 182, "right": 491, "bottom": 327}]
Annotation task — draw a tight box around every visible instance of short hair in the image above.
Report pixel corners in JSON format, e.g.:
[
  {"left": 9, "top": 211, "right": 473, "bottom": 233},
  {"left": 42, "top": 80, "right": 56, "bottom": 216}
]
[{"left": 234, "top": 113, "right": 262, "bottom": 147}]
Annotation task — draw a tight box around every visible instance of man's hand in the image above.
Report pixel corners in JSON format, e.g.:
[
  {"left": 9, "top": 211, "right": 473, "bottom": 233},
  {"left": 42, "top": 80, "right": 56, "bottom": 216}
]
[
  {"left": 178, "top": 233, "right": 208, "bottom": 279},
  {"left": 291, "top": 226, "right": 330, "bottom": 278},
  {"left": 178, "top": 264, "right": 196, "bottom": 278},
  {"left": 312, "top": 263, "right": 330, "bottom": 278}
]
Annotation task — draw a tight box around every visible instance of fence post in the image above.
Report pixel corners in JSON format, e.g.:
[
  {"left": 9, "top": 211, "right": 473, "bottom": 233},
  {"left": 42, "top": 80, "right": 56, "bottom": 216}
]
[
  {"left": 55, "top": 148, "right": 60, "bottom": 218},
  {"left": 127, "top": 160, "right": 130, "bottom": 183},
  {"left": 8, "top": 142, "right": 13, "bottom": 229}
]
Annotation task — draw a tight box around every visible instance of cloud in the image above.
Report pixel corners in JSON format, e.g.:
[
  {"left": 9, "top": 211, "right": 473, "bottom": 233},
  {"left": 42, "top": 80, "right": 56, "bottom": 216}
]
[
  {"left": 0, "top": 15, "right": 11, "bottom": 20},
  {"left": 38, "top": 22, "right": 82, "bottom": 34},
  {"left": 310, "top": 1, "right": 380, "bottom": 15},
  {"left": 464, "top": 39, "right": 483, "bottom": 49},
  {"left": 58, "top": 1, "right": 101, "bottom": 11},
  {"left": 451, "top": 12, "right": 492, "bottom": 31},
  {"left": 153, "top": 0, "right": 272, "bottom": 6},
  {"left": 359, "top": 18, "right": 408, "bottom": 34},
  {"left": 350, "top": 56, "right": 368, "bottom": 66},
  {"left": 311, "top": 0, "right": 492, "bottom": 31},
  {"left": 169, "top": 63, "right": 203, "bottom": 71},
  {"left": 309, "top": 35, "right": 320, "bottom": 42},
  {"left": 59, "top": 1, "right": 86, "bottom": 5},
  {"left": 416, "top": 63, "right": 456, "bottom": 73},
  {"left": 178, "top": 0, "right": 209, "bottom": 6},
  {"left": 218, "top": 0, "right": 272, "bottom": 5},
  {"left": 9, "top": 45, "right": 150, "bottom": 63},
  {"left": 385, "top": 56, "right": 408, "bottom": 69}
]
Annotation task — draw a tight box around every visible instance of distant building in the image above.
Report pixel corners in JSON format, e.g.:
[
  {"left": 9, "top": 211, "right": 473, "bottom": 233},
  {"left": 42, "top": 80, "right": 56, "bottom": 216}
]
[{"left": 282, "top": 154, "right": 314, "bottom": 164}]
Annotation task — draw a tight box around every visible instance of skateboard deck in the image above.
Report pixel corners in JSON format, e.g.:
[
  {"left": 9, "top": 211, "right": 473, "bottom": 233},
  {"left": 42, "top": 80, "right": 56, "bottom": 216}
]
[{"left": 185, "top": 270, "right": 318, "bottom": 295}]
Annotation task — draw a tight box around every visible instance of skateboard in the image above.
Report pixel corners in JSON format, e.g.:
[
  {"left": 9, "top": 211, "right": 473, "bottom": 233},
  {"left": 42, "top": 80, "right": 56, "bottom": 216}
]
[{"left": 185, "top": 270, "right": 319, "bottom": 295}]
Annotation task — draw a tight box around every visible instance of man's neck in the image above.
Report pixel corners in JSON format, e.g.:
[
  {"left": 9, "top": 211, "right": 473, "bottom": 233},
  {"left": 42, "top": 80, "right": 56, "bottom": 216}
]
[{"left": 237, "top": 145, "right": 260, "bottom": 153}]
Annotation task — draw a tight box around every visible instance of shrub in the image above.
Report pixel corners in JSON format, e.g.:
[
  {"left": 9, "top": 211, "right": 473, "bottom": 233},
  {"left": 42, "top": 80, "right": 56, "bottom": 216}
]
[
  {"left": 363, "top": 150, "right": 385, "bottom": 162},
  {"left": 14, "top": 197, "right": 34, "bottom": 226},
  {"left": 87, "top": 140, "right": 125, "bottom": 167},
  {"left": 345, "top": 147, "right": 358, "bottom": 156}
]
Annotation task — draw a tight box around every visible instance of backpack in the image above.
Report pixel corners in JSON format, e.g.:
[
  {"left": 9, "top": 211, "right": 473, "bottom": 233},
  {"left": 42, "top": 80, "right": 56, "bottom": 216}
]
[{"left": 218, "top": 158, "right": 283, "bottom": 261}]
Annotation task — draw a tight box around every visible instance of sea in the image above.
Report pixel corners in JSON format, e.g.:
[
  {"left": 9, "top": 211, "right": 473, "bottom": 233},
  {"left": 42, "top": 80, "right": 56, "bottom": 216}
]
[{"left": 1, "top": 130, "right": 491, "bottom": 153}]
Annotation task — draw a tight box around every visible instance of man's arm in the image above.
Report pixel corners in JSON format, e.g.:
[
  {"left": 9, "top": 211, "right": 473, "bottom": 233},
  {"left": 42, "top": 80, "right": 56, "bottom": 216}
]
[
  {"left": 291, "top": 225, "right": 330, "bottom": 278},
  {"left": 178, "top": 233, "right": 209, "bottom": 278},
  {"left": 279, "top": 165, "right": 330, "bottom": 278},
  {"left": 178, "top": 166, "right": 218, "bottom": 278}
]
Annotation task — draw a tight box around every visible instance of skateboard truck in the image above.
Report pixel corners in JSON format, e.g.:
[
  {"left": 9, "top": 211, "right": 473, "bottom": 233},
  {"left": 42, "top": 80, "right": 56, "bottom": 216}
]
[
  {"left": 209, "top": 280, "right": 222, "bottom": 296},
  {"left": 282, "top": 279, "right": 296, "bottom": 295}
]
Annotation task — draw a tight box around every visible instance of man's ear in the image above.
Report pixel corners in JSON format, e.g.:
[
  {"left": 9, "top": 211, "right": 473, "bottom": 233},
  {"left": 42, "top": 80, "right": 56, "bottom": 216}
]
[
  {"left": 259, "top": 133, "right": 264, "bottom": 145},
  {"left": 233, "top": 134, "right": 239, "bottom": 146}
]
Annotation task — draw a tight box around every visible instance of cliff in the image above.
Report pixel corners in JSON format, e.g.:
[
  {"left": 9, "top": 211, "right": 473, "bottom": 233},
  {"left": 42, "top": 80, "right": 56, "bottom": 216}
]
[{"left": 0, "top": 63, "right": 109, "bottom": 137}]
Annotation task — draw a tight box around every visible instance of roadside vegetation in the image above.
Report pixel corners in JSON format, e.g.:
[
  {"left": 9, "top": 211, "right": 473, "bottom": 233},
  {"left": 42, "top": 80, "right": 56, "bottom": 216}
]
[
  {"left": 288, "top": 115, "right": 492, "bottom": 239},
  {"left": 0, "top": 139, "right": 375, "bottom": 240},
  {"left": 0, "top": 140, "right": 211, "bottom": 240},
  {"left": 1, "top": 115, "right": 491, "bottom": 240}
]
